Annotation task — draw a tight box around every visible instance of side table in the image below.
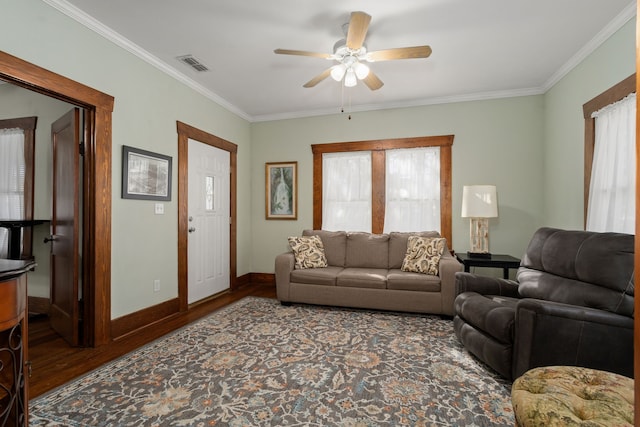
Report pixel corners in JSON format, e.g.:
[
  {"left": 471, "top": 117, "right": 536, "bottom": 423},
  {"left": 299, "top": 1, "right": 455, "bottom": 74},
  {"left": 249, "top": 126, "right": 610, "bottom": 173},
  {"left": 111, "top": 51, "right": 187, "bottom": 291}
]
[{"left": 455, "top": 253, "right": 521, "bottom": 279}]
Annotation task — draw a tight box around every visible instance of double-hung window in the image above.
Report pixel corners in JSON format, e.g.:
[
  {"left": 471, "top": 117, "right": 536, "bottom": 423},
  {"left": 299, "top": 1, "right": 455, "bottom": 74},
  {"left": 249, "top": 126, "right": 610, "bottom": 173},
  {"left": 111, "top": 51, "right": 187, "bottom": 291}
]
[
  {"left": 312, "top": 135, "right": 453, "bottom": 243},
  {"left": 0, "top": 117, "right": 37, "bottom": 258},
  {"left": 583, "top": 74, "right": 636, "bottom": 234}
]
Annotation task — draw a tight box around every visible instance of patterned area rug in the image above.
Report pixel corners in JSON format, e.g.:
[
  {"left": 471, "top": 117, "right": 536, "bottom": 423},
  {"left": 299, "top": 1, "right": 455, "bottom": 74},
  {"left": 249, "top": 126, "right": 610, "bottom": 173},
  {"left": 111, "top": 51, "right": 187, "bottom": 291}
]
[{"left": 30, "top": 297, "right": 514, "bottom": 426}]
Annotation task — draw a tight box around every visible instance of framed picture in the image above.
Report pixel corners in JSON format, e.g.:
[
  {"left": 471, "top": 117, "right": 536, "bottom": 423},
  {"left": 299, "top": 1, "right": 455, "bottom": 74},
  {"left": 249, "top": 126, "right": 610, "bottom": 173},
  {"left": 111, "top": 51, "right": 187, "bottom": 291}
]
[
  {"left": 122, "top": 145, "right": 172, "bottom": 201},
  {"left": 265, "top": 161, "right": 297, "bottom": 220}
]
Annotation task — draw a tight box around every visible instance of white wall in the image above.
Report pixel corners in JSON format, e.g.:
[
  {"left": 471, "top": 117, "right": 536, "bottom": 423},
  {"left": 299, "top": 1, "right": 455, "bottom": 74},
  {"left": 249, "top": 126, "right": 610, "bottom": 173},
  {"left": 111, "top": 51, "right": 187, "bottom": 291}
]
[
  {"left": 544, "top": 19, "right": 636, "bottom": 228},
  {"left": 251, "top": 96, "right": 545, "bottom": 273},
  {"left": 2, "top": 0, "right": 252, "bottom": 318}
]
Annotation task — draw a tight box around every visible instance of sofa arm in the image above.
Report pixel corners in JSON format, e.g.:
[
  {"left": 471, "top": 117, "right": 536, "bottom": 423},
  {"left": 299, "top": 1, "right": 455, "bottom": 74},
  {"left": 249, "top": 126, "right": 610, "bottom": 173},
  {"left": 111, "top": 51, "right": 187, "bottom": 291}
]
[
  {"left": 438, "top": 253, "right": 463, "bottom": 316},
  {"left": 454, "top": 272, "right": 520, "bottom": 298},
  {"left": 275, "top": 252, "right": 295, "bottom": 301},
  {"left": 513, "top": 298, "right": 634, "bottom": 380}
]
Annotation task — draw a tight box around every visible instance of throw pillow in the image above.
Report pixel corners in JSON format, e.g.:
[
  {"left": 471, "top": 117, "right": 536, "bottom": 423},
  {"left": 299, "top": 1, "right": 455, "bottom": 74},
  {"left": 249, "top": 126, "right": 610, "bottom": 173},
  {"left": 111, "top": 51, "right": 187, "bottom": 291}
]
[
  {"left": 401, "top": 236, "right": 446, "bottom": 275},
  {"left": 288, "top": 235, "right": 328, "bottom": 269}
]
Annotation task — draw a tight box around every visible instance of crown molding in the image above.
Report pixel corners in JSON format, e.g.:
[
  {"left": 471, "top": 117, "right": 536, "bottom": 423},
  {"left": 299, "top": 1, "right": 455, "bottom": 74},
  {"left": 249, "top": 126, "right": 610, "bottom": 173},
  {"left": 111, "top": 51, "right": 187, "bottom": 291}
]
[
  {"left": 542, "top": 2, "right": 636, "bottom": 92},
  {"left": 42, "top": 0, "right": 252, "bottom": 122},
  {"left": 251, "top": 87, "right": 545, "bottom": 122},
  {"left": 42, "top": 0, "right": 636, "bottom": 124}
]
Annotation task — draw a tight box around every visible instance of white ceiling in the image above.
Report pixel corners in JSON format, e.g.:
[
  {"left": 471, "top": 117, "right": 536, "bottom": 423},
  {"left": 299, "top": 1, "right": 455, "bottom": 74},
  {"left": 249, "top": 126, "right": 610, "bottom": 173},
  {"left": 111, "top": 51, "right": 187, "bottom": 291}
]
[{"left": 47, "top": 0, "right": 635, "bottom": 122}]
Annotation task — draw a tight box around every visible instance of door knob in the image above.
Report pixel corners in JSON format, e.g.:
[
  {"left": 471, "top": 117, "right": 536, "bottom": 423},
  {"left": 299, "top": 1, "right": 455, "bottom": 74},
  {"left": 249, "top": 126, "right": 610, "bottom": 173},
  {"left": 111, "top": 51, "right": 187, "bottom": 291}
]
[
  {"left": 43, "top": 235, "right": 57, "bottom": 243},
  {"left": 188, "top": 227, "right": 196, "bottom": 233}
]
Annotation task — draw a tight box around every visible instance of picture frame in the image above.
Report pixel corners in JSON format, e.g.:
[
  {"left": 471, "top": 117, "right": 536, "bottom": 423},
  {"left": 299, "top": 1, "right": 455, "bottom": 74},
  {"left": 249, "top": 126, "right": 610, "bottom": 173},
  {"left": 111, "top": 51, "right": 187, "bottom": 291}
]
[
  {"left": 122, "top": 145, "right": 172, "bottom": 201},
  {"left": 265, "top": 161, "right": 297, "bottom": 220}
]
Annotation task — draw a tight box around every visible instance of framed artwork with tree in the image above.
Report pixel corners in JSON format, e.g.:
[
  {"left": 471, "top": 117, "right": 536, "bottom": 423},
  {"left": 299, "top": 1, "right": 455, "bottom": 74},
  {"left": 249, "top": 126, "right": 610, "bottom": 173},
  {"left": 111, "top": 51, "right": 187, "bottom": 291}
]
[{"left": 265, "top": 161, "right": 297, "bottom": 220}]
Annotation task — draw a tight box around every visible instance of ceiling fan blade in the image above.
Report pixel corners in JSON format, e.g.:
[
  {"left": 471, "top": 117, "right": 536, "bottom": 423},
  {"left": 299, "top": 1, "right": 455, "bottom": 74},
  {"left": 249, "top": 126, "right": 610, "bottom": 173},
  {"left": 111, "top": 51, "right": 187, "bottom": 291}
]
[
  {"left": 346, "top": 11, "right": 371, "bottom": 50},
  {"left": 303, "top": 68, "right": 333, "bottom": 88},
  {"left": 363, "top": 71, "right": 384, "bottom": 91},
  {"left": 274, "top": 49, "right": 333, "bottom": 59},
  {"left": 367, "top": 45, "right": 432, "bottom": 62}
]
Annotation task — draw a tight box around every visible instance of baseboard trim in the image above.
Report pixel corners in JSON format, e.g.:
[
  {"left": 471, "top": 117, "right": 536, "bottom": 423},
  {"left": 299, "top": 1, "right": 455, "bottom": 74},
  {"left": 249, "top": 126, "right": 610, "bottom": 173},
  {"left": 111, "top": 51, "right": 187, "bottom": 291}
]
[
  {"left": 110, "top": 273, "right": 275, "bottom": 341},
  {"left": 250, "top": 273, "right": 275, "bottom": 284},
  {"left": 28, "top": 296, "right": 50, "bottom": 315},
  {"left": 111, "top": 298, "right": 180, "bottom": 341}
]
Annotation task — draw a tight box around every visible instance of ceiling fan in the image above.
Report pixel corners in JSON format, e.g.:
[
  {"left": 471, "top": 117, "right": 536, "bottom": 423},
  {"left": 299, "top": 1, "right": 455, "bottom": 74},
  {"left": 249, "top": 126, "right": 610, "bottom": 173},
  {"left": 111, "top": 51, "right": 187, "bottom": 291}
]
[{"left": 274, "top": 11, "right": 432, "bottom": 91}]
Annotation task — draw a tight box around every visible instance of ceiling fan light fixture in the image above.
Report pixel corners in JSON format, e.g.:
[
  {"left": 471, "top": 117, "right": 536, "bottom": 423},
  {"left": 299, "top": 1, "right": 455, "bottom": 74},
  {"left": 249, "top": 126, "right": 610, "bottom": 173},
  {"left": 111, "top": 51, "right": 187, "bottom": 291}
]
[
  {"left": 354, "top": 62, "right": 370, "bottom": 80},
  {"left": 344, "top": 68, "right": 357, "bottom": 87},
  {"left": 330, "top": 64, "right": 347, "bottom": 81}
]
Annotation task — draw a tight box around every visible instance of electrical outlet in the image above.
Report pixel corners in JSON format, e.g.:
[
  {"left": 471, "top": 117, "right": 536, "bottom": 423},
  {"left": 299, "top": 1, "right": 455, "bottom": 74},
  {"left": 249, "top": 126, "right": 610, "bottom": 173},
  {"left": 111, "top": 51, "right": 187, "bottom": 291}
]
[
  {"left": 153, "top": 279, "right": 160, "bottom": 292},
  {"left": 154, "top": 203, "right": 164, "bottom": 215}
]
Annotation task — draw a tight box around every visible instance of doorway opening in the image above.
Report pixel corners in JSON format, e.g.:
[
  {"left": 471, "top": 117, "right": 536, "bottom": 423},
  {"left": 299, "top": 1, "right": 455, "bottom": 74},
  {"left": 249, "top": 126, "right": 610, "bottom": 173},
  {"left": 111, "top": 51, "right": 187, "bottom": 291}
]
[{"left": 0, "top": 50, "right": 113, "bottom": 346}]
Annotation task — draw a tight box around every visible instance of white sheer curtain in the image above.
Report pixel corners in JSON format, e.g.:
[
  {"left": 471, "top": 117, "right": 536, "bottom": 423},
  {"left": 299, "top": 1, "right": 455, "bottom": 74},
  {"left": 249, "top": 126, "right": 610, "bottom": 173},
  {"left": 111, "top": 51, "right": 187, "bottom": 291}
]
[
  {"left": 587, "top": 93, "right": 636, "bottom": 234},
  {"left": 383, "top": 147, "right": 440, "bottom": 233},
  {"left": 0, "top": 128, "right": 26, "bottom": 258},
  {"left": 322, "top": 151, "right": 372, "bottom": 231}
]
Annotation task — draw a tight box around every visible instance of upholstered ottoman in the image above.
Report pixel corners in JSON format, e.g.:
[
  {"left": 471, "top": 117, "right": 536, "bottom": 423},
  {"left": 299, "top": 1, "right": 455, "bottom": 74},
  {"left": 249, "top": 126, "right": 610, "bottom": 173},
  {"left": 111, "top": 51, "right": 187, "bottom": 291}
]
[{"left": 511, "top": 366, "right": 634, "bottom": 426}]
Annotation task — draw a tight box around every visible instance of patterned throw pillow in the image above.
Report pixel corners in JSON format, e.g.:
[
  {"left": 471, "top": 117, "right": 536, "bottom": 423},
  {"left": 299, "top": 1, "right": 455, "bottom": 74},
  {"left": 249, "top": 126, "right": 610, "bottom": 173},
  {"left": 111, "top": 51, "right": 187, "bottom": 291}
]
[
  {"left": 401, "top": 236, "right": 446, "bottom": 275},
  {"left": 288, "top": 235, "right": 328, "bottom": 269}
]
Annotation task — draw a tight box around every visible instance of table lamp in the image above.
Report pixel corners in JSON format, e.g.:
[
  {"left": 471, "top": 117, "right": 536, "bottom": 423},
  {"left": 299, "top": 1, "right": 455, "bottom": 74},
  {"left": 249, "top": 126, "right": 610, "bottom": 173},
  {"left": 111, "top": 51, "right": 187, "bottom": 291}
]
[{"left": 461, "top": 185, "right": 498, "bottom": 258}]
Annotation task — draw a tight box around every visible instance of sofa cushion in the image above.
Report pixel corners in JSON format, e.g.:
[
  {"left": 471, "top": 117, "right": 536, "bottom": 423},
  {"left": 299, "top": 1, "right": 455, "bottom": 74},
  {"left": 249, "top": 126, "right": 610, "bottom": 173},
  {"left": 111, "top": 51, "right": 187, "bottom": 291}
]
[
  {"left": 288, "top": 235, "right": 328, "bottom": 269},
  {"left": 389, "top": 231, "right": 441, "bottom": 269},
  {"left": 345, "top": 232, "right": 389, "bottom": 268},
  {"left": 454, "top": 292, "right": 518, "bottom": 344},
  {"left": 337, "top": 268, "right": 388, "bottom": 289},
  {"left": 303, "top": 230, "right": 347, "bottom": 267},
  {"left": 401, "top": 236, "right": 446, "bottom": 275},
  {"left": 291, "top": 266, "right": 343, "bottom": 286},
  {"left": 387, "top": 269, "right": 441, "bottom": 292}
]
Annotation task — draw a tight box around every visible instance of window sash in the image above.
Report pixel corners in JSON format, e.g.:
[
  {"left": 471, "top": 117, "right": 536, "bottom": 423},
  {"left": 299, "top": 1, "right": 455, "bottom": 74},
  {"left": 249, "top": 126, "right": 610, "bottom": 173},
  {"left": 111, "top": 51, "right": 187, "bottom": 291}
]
[
  {"left": 322, "top": 151, "right": 372, "bottom": 232},
  {"left": 383, "top": 147, "right": 440, "bottom": 233}
]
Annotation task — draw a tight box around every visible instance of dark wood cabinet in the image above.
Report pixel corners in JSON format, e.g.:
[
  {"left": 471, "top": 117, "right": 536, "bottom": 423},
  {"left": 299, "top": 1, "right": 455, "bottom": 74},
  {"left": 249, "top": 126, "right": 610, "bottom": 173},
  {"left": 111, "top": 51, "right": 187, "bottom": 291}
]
[{"left": 0, "top": 260, "right": 34, "bottom": 426}]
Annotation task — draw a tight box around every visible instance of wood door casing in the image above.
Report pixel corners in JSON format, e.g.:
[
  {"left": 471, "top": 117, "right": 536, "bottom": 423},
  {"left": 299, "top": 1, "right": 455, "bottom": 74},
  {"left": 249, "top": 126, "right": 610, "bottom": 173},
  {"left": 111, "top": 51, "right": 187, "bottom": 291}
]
[
  {"left": 0, "top": 50, "right": 113, "bottom": 347},
  {"left": 177, "top": 121, "right": 238, "bottom": 312}
]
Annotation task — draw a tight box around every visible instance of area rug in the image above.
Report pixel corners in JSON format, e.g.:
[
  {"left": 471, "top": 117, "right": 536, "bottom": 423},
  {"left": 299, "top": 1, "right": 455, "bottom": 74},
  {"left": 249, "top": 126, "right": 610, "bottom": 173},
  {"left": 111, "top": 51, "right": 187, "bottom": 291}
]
[{"left": 30, "top": 297, "right": 514, "bottom": 426}]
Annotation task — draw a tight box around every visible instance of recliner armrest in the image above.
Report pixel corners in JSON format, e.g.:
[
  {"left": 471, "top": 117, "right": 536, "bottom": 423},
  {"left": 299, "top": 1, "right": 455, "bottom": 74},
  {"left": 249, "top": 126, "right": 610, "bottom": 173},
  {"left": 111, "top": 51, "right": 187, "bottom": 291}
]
[
  {"left": 454, "top": 272, "right": 519, "bottom": 298},
  {"left": 513, "top": 298, "right": 634, "bottom": 379}
]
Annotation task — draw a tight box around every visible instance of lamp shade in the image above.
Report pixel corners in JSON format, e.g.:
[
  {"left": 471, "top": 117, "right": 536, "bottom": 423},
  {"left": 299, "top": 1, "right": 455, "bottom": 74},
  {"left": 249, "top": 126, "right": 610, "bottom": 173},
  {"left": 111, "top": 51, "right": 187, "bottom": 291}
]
[{"left": 461, "top": 185, "right": 498, "bottom": 218}]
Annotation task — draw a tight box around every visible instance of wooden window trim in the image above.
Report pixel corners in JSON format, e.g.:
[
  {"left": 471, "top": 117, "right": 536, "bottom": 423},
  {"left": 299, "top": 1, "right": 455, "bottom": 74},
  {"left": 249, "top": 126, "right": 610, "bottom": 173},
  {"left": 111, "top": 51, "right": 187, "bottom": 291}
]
[
  {"left": 583, "top": 74, "right": 636, "bottom": 227},
  {"left": 0, "top": 116, "right": 37, "bottom": 256},
  {"left": 311, "top": 135, "right": 454, "bottom": 243}
]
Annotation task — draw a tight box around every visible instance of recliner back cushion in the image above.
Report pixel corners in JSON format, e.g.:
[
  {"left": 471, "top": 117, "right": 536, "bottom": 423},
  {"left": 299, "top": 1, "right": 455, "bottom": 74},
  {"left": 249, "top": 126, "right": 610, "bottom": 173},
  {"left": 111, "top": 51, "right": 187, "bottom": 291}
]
[
  {"left": 303, "top": 230, "right": 347, "bottom": 267},
  {"left": 346, "top": 232, "right": 389, "bottom": 268},
  {"left": 518, "top": 227, "right": 634, "bottom": 316}
]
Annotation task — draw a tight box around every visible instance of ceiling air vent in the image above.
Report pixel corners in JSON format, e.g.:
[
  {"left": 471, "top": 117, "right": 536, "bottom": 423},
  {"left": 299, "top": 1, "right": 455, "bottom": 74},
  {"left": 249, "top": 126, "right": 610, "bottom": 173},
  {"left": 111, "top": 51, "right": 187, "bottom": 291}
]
[{"left": 176, "top": 54, "right": 210, "bottom": 72}]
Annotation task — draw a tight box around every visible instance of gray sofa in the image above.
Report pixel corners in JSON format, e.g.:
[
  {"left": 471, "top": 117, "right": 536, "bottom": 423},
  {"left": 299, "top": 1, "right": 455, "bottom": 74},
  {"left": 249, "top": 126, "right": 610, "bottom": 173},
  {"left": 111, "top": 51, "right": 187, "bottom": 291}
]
[{"left": 275, "top": 230, "right": 463, "bottom": 315}]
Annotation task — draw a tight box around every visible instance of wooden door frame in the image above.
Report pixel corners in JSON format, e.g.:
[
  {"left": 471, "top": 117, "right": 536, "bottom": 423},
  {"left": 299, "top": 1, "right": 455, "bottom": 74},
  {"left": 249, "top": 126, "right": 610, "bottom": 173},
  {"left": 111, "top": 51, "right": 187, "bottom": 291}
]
[
  {"left": 176, "top": 121, "right": 238, "bottom": 312},
  {"left": 0, "top": 50, "right": 114, "bottom": 346}
]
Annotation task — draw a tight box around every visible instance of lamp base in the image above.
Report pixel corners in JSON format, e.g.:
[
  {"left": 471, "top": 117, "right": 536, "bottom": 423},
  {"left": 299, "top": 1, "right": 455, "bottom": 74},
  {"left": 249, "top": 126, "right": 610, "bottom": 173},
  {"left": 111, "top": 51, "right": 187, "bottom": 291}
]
[{"left": 467, "top": 251, "right": 492, "bottom": 259}]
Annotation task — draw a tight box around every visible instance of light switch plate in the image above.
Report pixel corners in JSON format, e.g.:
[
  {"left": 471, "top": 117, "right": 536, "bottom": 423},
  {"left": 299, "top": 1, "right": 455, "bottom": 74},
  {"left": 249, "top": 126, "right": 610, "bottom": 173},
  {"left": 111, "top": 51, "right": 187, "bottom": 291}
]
[{"left": 154, "top": 203, "right": 164, "bottom": 215}]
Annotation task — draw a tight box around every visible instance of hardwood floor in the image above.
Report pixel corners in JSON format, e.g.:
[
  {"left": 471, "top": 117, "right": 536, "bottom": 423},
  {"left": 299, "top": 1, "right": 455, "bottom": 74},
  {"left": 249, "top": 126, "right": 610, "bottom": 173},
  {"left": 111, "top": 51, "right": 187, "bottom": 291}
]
[{"left": 27, "top": 282, "right": 277, "bottom": 399}]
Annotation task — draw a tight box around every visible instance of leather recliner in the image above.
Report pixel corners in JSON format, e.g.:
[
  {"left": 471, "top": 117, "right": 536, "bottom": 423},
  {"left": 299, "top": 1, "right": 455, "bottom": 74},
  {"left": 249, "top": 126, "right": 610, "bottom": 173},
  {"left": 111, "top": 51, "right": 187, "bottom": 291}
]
[{"left": 453, "top": 227, "right": 634, "bottom": 381}]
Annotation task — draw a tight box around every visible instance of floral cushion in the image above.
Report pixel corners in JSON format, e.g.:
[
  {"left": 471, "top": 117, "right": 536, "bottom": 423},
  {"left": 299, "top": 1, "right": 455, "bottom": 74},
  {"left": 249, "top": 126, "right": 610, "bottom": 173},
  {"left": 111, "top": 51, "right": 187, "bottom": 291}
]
[
  {"left": 511, "top": 366, "right": 634, "bottom": 427},
  {"left": 401, "top": 236, "right": 445, "bottom": 275},
  {"left": 288, "top": 235, "right": 328, "bottom": 269}
]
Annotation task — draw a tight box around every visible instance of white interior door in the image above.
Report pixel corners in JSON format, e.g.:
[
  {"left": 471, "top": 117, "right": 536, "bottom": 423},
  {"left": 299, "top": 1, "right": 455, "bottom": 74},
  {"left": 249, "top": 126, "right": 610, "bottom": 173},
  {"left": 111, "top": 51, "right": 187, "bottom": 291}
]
[{"left": 187, "top": 138, "right": 230, "bottom": 304}]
